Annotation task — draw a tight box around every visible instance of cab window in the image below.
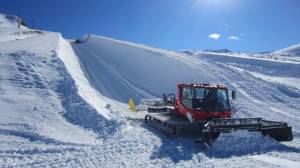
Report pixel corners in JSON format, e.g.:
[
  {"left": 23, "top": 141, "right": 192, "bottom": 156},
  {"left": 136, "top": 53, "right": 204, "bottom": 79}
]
[
  {"left": 181, "top": 87, "right": 192, "bottom": 108},
  {"left": 216, "top": 89, "right": 230, "bottom": 110}
]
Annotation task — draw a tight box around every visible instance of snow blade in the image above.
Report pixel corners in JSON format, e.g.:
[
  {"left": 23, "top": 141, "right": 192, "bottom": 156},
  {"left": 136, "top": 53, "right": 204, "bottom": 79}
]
[{"left": 200, "top": 118, "right": 293, "bottom": 145}]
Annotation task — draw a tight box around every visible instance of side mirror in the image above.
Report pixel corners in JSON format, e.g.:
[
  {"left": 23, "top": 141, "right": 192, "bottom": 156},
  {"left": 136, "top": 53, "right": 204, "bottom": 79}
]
[{"left": 232, "top": 90, "right": 236, "bottom": 100}]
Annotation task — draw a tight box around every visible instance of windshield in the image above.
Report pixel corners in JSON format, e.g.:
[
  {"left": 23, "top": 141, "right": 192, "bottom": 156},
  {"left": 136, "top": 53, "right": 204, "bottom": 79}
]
[{"left": 192, "top": 88, "right": 230, "bottom": 111}]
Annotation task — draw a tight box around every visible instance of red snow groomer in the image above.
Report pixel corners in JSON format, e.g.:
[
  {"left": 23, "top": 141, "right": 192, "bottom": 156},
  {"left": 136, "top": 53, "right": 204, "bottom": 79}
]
[{"left": 143, "top": 83, "right": 293, "bottom": 145}]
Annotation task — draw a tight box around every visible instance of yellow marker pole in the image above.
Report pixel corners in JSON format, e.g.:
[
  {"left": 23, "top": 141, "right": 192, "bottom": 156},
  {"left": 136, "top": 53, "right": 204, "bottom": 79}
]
[{"left": 128, "top": 98, "right": 137, "bottom": 112}]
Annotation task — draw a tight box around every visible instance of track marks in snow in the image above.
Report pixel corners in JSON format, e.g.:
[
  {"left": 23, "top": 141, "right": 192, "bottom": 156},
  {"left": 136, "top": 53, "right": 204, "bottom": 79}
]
[
  {"left": 228, "top": 65, "right": 300, "bottom": 99},
  {"left": 8, "top": 51, "right": 46, "bottom": 89},
  {"left": 1, "top": 30, "right": 299, "bottom": 167},
  {"left": 249, "top": 155, "right": 300, "bottom": 168},
  {"left": 69, "top": 36, "right": 300, "bottom": 167},
  {"left": 0, "top": 128, "right": 78, "bottom": 145},
  {"left": 193, "top": 55, "right": 300, "bottom": 125}
]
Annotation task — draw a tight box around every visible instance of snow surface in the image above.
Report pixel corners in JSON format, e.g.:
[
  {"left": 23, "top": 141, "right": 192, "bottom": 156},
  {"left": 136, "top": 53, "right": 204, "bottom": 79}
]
[
  {"left": 0, "top": 13, "right": 37, "bottom": 43},
  {"left": 57, "top": 36, "right": 113, "bottom": 120},
  {"left": 0, "top": 14, "right": 19, "bottom": 28},
  {"left": 71, "top": 35, "right": 220, "bottom": 103},
  {"left": 276, "top": 43, "right": 300, "bottom": 56},
  {"left": 183, "top": 43, "right": 300, "bottom": 63},
  {"left": 0, "top": 13, "right": 300, "bottom": 167}
]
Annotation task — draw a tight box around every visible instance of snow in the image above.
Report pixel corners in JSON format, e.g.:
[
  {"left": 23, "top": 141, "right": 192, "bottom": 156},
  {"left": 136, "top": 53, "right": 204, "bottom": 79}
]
[
  {"left": 69, "top": 34, "right": 300, "bottom": 167},
  {"left": 186, "top": 44, "right": 300, "bottom": 63},
  {"left": 276, "top": 43, "right": 300, "bottom": 56},
  {"left": 0, "top": 31, "right": 102, "bottom": 144},
  {"left": 0, "top": 13, "right": 300, "bottom": 167},
  {"left": 57, "top": 36, "right": 113, "bottom": 120},
  {"left": 249, "top": 155, "right": 300, "bottom": 168},
  {"left": 71, "top": 35, "right": 219, "bottom": 103},
  {"left": 0, "top": 13, "right": 35, "bottom": 43},
  {"left": 272, "top": 43, "right": 300, "bottom": 62},
  {"left": 209, "top": 131, "right": 286, "bottom": 157},
  {"left": 0, "top": 14, "right": 19, "bottom": 28}
]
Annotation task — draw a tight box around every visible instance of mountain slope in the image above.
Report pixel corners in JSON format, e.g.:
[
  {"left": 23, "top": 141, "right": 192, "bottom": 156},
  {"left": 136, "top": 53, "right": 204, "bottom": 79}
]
[
  {"left": 0, "top": 14, "right": 300, "bottom": 167},
  {"left": 276, "top": 43, "right": 300, "bottom": 56},
  {"left": 0, "top": 14, "right": 19, "bottom": 28}
]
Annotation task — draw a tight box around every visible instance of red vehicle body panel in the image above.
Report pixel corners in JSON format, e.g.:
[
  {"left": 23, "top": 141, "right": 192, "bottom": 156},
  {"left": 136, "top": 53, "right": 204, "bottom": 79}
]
[{"left": 175, "top": 83, "right": 231, "bottom": 120}]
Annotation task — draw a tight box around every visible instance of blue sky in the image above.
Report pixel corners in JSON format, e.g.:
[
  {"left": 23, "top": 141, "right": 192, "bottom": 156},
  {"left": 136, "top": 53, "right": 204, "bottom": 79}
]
[{"left": 1, "top": 0, "right": 300, "bottom": 52}]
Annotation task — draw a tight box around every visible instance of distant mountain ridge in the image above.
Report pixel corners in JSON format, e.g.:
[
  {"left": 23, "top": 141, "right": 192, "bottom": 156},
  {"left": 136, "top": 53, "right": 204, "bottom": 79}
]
[{"left": 275, "top": 43, "right": 300, "bottom": 56}]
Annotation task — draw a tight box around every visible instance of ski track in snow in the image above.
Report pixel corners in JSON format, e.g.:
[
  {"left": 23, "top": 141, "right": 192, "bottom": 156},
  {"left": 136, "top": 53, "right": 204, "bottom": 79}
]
[
  {"left": 0, "top": 15, "right": 300, "bottom": 167},
  {"left": 69, "top": 35, "right": 300, "bottom": 167},
  {"left": 197, "top": 55, "right": 300, "bottom": 131}
]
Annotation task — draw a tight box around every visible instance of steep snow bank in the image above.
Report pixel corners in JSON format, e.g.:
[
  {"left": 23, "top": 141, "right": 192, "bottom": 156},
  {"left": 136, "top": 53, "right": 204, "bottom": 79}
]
[
  {"left": 0, "top": 26, "right": 121, "bottom": 147},
  {"left": 57, "top": 36, "right": 114, "bottom": 120},
  {"left": 0, "top": 32, "right": 100, "bottom": 144},
  {"left": 72, "top": 35, "right": 219, "bottom": 103}
]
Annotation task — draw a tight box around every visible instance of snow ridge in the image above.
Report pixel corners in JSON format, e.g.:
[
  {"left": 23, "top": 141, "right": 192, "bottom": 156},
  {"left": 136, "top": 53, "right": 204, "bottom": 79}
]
[{"left": 56, "top": 36, "right": 121, "bottom": 136}]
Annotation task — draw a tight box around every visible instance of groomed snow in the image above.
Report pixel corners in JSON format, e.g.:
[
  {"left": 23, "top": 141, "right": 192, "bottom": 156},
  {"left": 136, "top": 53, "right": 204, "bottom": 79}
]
[
  {"left": 0, "top": 14, "right": 300, "bottom": 167},
  {"left": 71, "top": 35, "right": 220, "bottom": 103},
  {"left": 69, "top": 34, "right": 300, "bottom": 167},
  {"left": 57, "top": 36, "right": 113, "bottom": 120}
]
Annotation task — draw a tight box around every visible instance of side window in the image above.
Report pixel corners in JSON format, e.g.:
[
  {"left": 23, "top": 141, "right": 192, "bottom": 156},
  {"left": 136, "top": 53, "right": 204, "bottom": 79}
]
[
  {"left": 195, "top": 88, "right": 205, "bottom": 99},
  {"left": 217, "top": 90, "right": 227, "bottom": 101},
  {"left": 217, "top": 89, "right": 230, "bottom": 110},
  {"left": 181, "top": 87, "right": 192, "bottom": 108}
]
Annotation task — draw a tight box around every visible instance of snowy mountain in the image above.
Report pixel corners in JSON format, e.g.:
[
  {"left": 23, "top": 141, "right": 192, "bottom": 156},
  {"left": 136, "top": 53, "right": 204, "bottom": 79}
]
[
  {"left": 181, "top": 43, "right": 300, "bottom": 63},
  {"left": 0, "top": 13, "right": 300, "bottom": 167},
  {"left": 276, "top": 43, "right": 300, "bottom": 56},
  {"left": 0, "top": 14, "right": 19, "bottom": 27},
  {"left": 0, "top": 13, "right": 43, "bottom": 43}
]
